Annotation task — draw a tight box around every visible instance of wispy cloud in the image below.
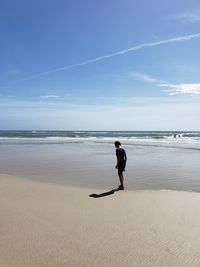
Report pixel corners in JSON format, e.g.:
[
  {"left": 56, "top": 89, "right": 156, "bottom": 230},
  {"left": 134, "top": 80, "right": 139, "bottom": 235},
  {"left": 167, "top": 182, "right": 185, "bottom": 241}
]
[
  {"left": 9, "top": 68, "right": 21, "bottom": 75},
  {"left": 131, "top": 72, "right": 165, "bottom": 83},
  {"left": 40, "top": 95, "right": 60, "bottom": 99},
  {"left": 132, "top": 72, "right": 200, "bottom": 96},
  {"left": 171, "top": 9, "right": 200, "bottom": 22},
  {"left": 158, "top": 83, "right": 200, "bottom": 95},
  {"left": 17, "top": 33, "right": 200, "bottom": 82}
]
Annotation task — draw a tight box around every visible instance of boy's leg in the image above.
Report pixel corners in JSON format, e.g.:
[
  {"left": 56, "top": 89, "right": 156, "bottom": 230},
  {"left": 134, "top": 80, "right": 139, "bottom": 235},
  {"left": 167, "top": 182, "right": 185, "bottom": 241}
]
[{"left": 118, "top": 174, "right": 124, "bottom": 189}]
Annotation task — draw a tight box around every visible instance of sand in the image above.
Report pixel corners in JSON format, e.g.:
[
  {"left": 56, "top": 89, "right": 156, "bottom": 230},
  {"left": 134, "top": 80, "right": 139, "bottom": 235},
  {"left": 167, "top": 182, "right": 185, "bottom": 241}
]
[{"left": 0, "top": 174, "right": 200, "bottom": 267}]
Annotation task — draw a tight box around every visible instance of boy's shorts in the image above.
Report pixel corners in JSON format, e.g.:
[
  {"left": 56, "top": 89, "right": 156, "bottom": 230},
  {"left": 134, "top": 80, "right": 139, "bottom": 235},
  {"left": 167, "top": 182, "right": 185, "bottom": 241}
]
[{"left": 118, "top": 165, "right": 125, "bottom": 175}]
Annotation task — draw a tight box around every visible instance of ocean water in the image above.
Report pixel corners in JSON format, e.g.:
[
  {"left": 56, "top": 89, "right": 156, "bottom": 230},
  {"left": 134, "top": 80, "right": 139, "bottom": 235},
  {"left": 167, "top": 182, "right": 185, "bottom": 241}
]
[
  {"left": 1, "top": 130, "right": 200, "bottom": 148},
  {"left": 0, "top": 131, "right": 200, "bottom": 192}
]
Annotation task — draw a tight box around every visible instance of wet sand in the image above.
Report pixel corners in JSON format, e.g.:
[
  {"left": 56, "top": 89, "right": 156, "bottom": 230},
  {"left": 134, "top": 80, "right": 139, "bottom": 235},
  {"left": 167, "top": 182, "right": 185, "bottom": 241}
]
[
  {"left": 1, "top": 142, "right": 200, "bottom": 192},
  {"left": 0, "top": 174, "right": 200, "bottom": 267}
]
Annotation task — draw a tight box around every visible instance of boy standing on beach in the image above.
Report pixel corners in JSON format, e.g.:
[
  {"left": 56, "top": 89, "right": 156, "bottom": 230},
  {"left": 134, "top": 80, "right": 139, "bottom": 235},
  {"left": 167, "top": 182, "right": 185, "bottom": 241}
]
[{"left": 114, "top": 141, "right": 127, "bottom": 190}]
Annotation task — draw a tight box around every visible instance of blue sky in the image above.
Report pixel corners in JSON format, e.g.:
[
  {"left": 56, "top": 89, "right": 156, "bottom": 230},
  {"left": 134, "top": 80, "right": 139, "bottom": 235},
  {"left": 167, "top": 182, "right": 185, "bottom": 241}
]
[{"left": 0, "top": 0, "right": 200, "bottom": 130}]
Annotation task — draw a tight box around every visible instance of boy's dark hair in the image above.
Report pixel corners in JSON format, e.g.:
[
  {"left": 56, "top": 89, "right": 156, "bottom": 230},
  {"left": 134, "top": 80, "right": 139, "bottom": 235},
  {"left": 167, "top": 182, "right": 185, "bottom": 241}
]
[{"left": 114, "top": 141, "right": 121, "bottom": 146}]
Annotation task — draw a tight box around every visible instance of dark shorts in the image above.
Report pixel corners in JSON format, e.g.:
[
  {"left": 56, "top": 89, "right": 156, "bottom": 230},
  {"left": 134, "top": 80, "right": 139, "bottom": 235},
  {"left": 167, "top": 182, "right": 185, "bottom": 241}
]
[{"left": 118, "top": 164, "right": 125, "bottom": 175}]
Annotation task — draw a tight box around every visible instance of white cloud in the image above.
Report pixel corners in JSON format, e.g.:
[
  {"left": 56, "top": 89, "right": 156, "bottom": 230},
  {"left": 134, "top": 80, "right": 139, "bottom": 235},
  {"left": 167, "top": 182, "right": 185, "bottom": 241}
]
[
  {"left": 172, "top": 9, "right": 200, "bottom": 22},
  {"left": 16, "top": 33, "right": 200, "bottom": 82},
  {"left": 159, "top": 83, "right": 200, "bottom": 95},
  {"left": 40, "top": 95, "right": 60, "bottom": 99},
  {"left": 131, "top": 72, "right": 200, "bottom": 96}
]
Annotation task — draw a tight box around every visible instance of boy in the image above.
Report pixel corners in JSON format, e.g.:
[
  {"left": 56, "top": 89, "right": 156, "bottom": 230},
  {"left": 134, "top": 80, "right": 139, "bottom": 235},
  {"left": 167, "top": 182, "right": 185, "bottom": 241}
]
[{"left": 114, "top": 141, "right": 127, "bottom": 190}]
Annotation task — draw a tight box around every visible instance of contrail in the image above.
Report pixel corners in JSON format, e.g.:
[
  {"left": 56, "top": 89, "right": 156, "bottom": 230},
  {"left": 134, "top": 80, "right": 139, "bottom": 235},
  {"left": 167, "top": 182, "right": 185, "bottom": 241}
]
[{"left": 17, "top": 33, "right": 200, "bottom": 82}]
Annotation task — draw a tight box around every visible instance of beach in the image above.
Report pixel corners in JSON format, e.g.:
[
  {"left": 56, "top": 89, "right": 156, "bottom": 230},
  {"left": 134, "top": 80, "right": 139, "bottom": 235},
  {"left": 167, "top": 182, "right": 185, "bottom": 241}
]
[
  {"left": 1, "top": 174, "right": 200, "bottom": 267},
  {"left": 1, "top": 132, "right": 200, "bottom": 266}
]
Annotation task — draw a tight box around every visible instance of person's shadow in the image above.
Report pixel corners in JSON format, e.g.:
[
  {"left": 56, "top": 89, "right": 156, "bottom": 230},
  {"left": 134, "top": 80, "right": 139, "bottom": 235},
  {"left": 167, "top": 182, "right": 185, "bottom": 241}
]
[{"left": 89, "top": 188, "right": 120, "bottom": 198}]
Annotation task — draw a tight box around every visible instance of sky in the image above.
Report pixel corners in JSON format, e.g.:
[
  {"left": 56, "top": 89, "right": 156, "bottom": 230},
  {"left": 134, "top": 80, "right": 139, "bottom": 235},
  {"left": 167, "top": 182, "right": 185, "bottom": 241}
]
[{"left": 0, "top": 0, "right": 200, "bottom": 130}]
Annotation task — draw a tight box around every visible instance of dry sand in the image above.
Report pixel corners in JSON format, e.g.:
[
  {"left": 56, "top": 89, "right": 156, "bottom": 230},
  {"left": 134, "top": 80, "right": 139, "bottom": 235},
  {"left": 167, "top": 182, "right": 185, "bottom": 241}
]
[{"left": 0, "top": 174, "right": 200, "bottom": 267}]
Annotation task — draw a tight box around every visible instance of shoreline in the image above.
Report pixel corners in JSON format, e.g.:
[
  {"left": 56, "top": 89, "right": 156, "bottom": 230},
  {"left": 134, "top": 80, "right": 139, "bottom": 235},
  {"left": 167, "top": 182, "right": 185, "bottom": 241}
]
[
  {"left": 1, "top": 172, "right": 199, "bottom": 194},
  {"left": 1, "top": 174, "right": 200, "bottom": 266}
]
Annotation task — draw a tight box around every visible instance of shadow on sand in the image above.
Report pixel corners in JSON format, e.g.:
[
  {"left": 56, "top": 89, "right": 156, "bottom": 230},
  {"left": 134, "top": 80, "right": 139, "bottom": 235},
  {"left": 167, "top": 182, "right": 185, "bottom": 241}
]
[{"left": 89, "top": 188, "right": 120, "bottom": 198}]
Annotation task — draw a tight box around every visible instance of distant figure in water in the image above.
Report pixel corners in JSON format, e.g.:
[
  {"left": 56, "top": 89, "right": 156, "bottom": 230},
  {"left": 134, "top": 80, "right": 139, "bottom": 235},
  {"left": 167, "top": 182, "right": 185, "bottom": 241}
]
[
  {"left": 174, "top": 134, "right": 177, "bottom": 138},
  {"left": 114, "top": 141, "right": 127, "bottom": 190}
]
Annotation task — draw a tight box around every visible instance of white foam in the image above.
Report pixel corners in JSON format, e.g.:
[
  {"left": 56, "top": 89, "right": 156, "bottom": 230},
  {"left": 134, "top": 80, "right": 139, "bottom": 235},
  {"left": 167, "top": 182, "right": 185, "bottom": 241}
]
[{"left": 1, "top": 135, "right": 200, "bottom": 150}]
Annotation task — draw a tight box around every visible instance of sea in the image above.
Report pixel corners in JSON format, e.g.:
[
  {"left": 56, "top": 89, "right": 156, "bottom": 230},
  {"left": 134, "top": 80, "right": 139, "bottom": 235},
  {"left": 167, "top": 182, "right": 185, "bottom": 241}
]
[
  {"left": 0, "top": 130, "right": 200, "bottom": 147},
  {"left": 0, "top": 130, "right": 200, "bottom": 192}
]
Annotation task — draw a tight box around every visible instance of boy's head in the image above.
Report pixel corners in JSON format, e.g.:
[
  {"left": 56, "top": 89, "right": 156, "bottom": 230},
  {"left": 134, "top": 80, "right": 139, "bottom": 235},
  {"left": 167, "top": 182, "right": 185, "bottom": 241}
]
[{"left": 114, "top": 141, "right": 121, "bottom": 148}]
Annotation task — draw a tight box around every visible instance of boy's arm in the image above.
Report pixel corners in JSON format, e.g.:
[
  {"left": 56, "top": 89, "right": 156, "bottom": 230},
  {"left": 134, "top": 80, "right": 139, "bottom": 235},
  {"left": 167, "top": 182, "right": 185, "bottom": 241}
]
[
  {"left": 115, "top": 155, "right": 120, "bottom": 168},
  {"left": 124, "top": 151, "right": 127, "bottom": 167},
  {"left": 124, "top": 151, "right": 127, "bottom": 162}
]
